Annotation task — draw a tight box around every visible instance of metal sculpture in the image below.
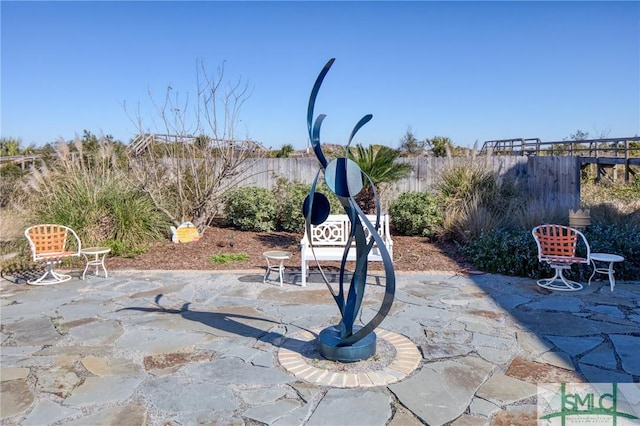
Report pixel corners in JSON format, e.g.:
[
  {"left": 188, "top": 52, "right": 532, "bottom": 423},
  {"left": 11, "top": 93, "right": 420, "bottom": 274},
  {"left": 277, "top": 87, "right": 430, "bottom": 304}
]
[{"left": 302, "top": 58, "right": 396, "bottom": 362}]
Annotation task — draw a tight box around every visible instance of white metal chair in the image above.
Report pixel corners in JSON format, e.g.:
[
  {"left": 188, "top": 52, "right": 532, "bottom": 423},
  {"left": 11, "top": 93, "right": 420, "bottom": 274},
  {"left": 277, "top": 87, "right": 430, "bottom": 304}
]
[
  {"left": 532, "top": 224, "right": 590, "bottom": 291},
  {"left": 24, "top": 224, "right": 82, "bottom": 285}
]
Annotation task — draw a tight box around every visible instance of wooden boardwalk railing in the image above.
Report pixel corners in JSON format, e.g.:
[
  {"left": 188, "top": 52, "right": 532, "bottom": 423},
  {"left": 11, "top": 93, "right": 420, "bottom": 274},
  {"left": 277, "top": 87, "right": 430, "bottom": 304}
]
[
  {"left": 0, "top": 154, "right": 43, "bottom": 170},
  {"left": 480, "top": 137, "right": 640, "bottom": 183}
]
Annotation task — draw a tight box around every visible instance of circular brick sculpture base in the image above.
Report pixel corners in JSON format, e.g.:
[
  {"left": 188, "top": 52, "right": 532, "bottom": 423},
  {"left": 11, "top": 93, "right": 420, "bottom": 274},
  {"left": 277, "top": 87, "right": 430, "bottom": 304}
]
[{"left": 277, "top": 328, "right": 421, "bottom": 388}]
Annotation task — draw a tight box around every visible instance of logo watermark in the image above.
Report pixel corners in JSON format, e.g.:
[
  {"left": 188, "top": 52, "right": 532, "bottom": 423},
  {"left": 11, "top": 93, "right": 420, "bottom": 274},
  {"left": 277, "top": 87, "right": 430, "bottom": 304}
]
[{"left": 538, "top": 383, "right": 640, "bottom": 425}]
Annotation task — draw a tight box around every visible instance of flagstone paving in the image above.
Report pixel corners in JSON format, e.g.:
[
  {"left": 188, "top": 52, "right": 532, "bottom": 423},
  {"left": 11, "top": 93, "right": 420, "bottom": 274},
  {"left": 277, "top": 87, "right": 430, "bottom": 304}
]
[{"left": 1, "top": 270, "right": 639, "bottom": 425}]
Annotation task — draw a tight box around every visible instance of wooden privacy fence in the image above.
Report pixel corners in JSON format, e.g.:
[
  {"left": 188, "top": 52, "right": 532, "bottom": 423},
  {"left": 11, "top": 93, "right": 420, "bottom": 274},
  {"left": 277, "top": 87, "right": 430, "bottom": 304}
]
[{"left": 236, "top": 156, "right": 581, "bottom": 209}]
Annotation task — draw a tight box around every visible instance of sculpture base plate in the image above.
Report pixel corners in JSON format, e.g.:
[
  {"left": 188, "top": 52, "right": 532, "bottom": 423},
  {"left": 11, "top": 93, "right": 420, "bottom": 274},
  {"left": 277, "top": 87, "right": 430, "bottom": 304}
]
[{"left": 318, "top": 325, "right": 376, "bottom": 363}]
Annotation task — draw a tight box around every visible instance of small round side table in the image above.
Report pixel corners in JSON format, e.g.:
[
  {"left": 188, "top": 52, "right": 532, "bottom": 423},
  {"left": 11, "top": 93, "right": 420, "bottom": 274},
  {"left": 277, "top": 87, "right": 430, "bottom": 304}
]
[
  {"left": 263, "top": 251, "right": 291, "bottom": 287},
  {"left": 588, "top": 252, "right": 625, "bottom": 291},
  {"left": 81, "top": 247, "right": 111, "bottom": 280}
]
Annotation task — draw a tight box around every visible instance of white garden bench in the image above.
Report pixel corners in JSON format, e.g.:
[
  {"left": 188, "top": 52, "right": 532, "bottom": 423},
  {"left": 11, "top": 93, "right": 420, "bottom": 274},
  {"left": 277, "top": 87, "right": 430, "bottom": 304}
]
[{"left": 300, "top": 214, "right": 393, "bottom": 286}]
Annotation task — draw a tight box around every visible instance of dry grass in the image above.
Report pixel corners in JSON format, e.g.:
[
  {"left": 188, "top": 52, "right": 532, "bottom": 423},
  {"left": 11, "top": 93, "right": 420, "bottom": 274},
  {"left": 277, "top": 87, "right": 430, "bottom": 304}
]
[
  {"left": 581, "top": 181, "right": 640, "bottom": 214},
  {"left": 441, "top": 194, "right": 505, "bottom": 243},
  {"left": 512, "top": 196, "right": 575, "bottom": 230},
  {"left": 0, "top": 208, "right": 30, "bottom": 267},
  {"left": 0, "top": 208, "right": 28, "bottom": 242}
]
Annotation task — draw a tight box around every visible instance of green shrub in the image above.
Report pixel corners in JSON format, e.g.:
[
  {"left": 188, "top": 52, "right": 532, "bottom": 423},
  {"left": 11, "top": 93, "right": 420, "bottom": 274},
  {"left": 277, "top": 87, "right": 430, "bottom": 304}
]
[
  {"left": 224, "top": 187, "right": 277, "bottom": 231},
  {"left": 462, "top": 229, "right": 551, "bottom": 278},
  {"left": 389, "top": 192, "right": 442, "bottom": 237},
  {"left": 461, "top": 223, "right": 640, "bottom": 282},
  {"left": 273, "top": 178, "right": 344, "bottom": 233},
  {"left": 273, "top": 180, "right": 311, "bottom": 232},
  {"left": 317, "top": 183, "right": 346, "bottom": 215},
  {"left": 462, "top": 228, "right": 544, "bottom": 278}
]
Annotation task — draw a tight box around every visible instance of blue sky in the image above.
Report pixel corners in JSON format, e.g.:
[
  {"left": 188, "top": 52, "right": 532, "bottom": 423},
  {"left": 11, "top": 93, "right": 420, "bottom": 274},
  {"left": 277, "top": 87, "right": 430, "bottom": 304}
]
[{"left": 2, "top": 1, "right": 639, "bottom": 150}]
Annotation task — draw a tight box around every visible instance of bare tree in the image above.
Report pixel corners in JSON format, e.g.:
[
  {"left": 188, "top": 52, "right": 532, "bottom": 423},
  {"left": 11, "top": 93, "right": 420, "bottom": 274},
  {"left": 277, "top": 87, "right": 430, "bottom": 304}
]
[
  {"left": 127, "top": 60, "right": 264, "bottom": 231},
  {"left": 398, "top": 128, "right": 426, "bottom": 157}
]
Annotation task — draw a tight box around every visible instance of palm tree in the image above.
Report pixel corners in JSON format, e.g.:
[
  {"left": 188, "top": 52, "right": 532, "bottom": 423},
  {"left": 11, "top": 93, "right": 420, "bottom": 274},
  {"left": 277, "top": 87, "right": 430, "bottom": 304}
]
[
  {"left": 348, "top": 144, "right": 413, "bottom": 213},
  {"left": 428, "top": 136, "right": 454, "bottom": 157},
  {"left": 0, "top": 137, "right": 22, "bottom": 157}
]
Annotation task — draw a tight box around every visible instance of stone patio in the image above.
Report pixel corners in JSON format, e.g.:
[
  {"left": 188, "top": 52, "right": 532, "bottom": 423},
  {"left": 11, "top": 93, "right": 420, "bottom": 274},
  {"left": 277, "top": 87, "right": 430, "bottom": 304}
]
[{"left": 1, "top": 270, "right": 639, "bottom": 425}]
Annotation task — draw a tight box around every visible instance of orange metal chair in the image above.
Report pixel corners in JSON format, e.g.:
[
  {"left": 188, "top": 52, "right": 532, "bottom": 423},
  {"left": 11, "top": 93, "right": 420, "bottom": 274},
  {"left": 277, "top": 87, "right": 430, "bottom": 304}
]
[
  {"left": 24, "top": 224, "right": 82, "bottom": 285},
  {"left": 532, "top": 224, "right": 590, "bottom": 291}
]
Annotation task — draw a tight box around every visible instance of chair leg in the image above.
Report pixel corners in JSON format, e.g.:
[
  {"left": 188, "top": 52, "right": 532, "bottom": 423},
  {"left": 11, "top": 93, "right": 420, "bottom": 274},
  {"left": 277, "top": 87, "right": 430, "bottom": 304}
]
[
  {"left": 278, "top": 261, "right": 285, "bottom": 287},
  {"left": 27, "top": 262, "right": 72, "bottom": 286},
  {"left": 263, "top": 257, "right": 271, "bottom": 284},
  {"left": 301, "top": 260, "right": 307, "bottom": 287},
  {"left": 537, "top": 265, "right": 583, "bottom": 291}
]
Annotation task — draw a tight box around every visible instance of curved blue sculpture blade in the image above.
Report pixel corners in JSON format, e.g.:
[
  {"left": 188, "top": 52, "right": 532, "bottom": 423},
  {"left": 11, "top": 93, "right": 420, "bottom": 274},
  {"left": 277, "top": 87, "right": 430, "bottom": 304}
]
[
  {"left": 307, "top": 58, "right": 335, "bottom": 170},
  {"left": 347, "top": 114, "right": 373, "bottom": 149},
  {"left": 310, "top": 114, "right": 327, "bottom": 166},
  {"left": 303, "top": 58, "right": 396, "bottom": 353},
  {"left": 338, "top": 188, "right": 395, "bottom": 347},
  {"left": 307, "top": 58, "right": 335, "bottom": 138}
]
